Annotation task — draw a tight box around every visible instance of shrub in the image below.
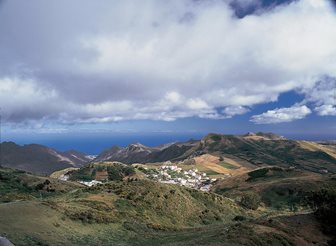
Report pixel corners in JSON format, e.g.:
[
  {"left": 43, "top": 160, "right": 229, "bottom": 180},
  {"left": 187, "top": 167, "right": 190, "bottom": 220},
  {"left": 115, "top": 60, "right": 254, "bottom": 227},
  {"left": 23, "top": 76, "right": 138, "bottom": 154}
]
[
  {"left": 107, "top": 165, "right": 135, "bottom": 181},
  {"left": 240, "top": 192, "right": 261, "bottom": 210},
  {"left": 210, "top": 134, "right": 222, "bottom": 141},
  {"left": 69, "top": 168, "right": 92, "bottom": 181},
  {"left": 247, "top": 168, "right": 269, "bottom": 181},
  {"left": 137, "top": 167, "right": 147, "bottom": 173},
  {"left": 307, "top": 187, "right": 336, "bottom": 234},
  {"left": 107, "top": 167, "right": 123, "bottom": 181},
  {"left": 35, "top": 183, "right": 45, "bottom": 190},
  {"left": 233, "top": 215, "right": 247, "bottom": 221}
]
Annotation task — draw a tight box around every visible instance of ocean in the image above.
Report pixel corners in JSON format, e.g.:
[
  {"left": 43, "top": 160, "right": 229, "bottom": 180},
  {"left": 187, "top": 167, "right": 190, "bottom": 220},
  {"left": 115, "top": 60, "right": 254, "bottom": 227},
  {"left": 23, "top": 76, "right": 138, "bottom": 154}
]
[{"left": 2, "top": 132, "right": 335, "bottom": 155}]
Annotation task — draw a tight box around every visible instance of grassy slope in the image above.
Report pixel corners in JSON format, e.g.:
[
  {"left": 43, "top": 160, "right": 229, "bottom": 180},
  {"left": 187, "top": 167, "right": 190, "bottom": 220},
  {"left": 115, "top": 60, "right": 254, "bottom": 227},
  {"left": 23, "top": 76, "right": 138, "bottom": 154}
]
[
  {"left": 1, "top": 167, "right": 335, "bottom": 245},
  {"left": 0, "top": 200, "right": 331, "bottom": 246},
  {"left": 193, "top": 154, "right": 249, "bottom": 177},
  {"left": 0, "top": 201, "right": 128, "bottom": 246},
  {"left": 199, "top": 134, "right": 336, "bottom": 174},
  {"left": 0, "top": 168, "right": 243, "bottom": 245},
  {"left": 50, "top": 167, "right": 79, "bottom": 179},
  {"left": 212, "top": 167, "right": 336, "bottom": 210},
  {"left": 298, "top": 141, "right": 336, "bottom": 160},
  {"left": 0, "top": 167, "right": 83, "bottom": 203},
  {"left": 47, "top": 180, "right": 243, "bottom": 229}
]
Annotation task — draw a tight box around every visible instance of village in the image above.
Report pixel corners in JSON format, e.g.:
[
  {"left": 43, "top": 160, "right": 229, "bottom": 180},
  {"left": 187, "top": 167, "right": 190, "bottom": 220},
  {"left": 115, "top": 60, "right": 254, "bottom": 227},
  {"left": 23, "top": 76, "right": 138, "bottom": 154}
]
[
  {"left": 142, "top": 165, "right": 218, "bottom": 192},
  {"left": 57, "top": 164, "right": 221, "bottom": 191}
]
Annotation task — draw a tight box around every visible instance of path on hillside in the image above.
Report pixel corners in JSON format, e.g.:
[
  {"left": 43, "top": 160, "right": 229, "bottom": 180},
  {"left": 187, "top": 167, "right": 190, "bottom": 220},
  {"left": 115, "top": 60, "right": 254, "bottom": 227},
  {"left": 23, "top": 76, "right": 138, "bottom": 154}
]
[{"left": 0, "top": 236, "right": 14, "bottom": 246}]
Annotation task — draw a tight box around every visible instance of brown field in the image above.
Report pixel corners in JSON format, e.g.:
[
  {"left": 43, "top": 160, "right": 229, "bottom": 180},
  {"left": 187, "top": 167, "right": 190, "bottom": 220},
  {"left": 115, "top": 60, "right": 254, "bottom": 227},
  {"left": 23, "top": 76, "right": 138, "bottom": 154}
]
[
  {"left": 194, "top": 154, "right": 250, "bottom": 176},
  {"left": 298, "top": 141, "right": 336, "bottom": 159}
]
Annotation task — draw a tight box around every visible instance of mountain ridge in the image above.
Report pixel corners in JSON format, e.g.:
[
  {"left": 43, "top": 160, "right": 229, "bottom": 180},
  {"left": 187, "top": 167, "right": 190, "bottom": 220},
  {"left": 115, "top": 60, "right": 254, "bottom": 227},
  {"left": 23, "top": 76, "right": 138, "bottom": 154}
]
[
  {"left": 94, "top": 132, "right": 336, "bottom": 174},
  {"left": 0, "top": 142, "right": 91, "bottom": 175},
  {"left": 2, "top": 132, "right": 336, "bottom": 175}
]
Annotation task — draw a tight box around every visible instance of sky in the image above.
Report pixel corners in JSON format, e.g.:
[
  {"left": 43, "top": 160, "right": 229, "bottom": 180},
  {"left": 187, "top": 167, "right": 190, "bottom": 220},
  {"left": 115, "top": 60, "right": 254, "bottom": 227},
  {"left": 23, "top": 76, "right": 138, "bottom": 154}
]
[{"left": 0, "top": 0, "right": 336, "bottom": 153}]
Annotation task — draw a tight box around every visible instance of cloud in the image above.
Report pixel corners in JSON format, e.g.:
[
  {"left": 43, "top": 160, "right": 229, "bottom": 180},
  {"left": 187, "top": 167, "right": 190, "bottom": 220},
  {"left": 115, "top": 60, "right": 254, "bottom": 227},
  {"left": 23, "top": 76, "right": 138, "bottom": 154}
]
[
  {"left": 250, "top": 105, "right": 311, "bottom": 124},
  {"left": 315, "top": 105, "right": 336, "bottom": 116},
  {"left": 0, "top": 0, "right": 336, "bottom": 125},
  {"left": 0, "top": 77, "right": 62, "bottom": 122},
  {"left": 249, "top": 75, "right": 336, "bottom": 124},
  {"left": 222, "top": 106, "right": 250, "bottom": 118},
  {"left": 299, "top": 76, "right": 336, "bottom": 116}
]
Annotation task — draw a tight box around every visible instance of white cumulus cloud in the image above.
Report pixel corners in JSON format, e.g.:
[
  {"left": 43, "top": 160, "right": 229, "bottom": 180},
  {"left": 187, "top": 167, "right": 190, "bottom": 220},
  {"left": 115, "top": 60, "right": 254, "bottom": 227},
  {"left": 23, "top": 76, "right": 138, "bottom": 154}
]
[{"left": 250, "top": 105, "right": 311, "bottom": 124}]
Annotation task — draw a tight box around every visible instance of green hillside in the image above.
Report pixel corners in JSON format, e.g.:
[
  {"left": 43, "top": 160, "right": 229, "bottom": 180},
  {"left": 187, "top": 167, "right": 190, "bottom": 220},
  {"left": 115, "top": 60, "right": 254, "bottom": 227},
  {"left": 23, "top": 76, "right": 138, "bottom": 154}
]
[
  {"left": 1, "top": 167, "right": 335, "bottom": 245},
  {"left": 212, "top": 167, "right": 336, "bottom": 210},
  {"left": 199, "top": 134, "right": 336, "bottom": 173},
  {"left": 0, "top": 167, "right": 83, "bottom": 203}
]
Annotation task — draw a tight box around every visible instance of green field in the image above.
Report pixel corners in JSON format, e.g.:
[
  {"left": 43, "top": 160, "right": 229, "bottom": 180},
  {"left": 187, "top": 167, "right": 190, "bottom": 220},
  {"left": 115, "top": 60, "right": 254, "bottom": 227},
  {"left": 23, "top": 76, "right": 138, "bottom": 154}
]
[{"left": 219, "top": 162, "right": 239, "bottom": 170}]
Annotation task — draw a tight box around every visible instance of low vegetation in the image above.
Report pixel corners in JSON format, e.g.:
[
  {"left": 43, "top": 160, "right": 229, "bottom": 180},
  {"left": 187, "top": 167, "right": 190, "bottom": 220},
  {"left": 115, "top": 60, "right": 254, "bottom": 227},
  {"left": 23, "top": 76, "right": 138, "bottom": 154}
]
[
  {"left": 68, "top": 162, "right": 136, "bottom": 182},
  {"left": 200, "top": 134, "right": 336, "bottom": 174},
  {"left": 1, "top": 165, "right": 336, "bottom": 245},
  {"left": 0, "top": 167, "right": 81, "bottom": 203},
  {"left": 240, "top": 192, "right": 261, "bottom": 210},
  {"left": 213, "top": 167, "right": 336, "bottom": 211},
  {"left": 308, "top": 185, "right": 336, "bottom": 236}
]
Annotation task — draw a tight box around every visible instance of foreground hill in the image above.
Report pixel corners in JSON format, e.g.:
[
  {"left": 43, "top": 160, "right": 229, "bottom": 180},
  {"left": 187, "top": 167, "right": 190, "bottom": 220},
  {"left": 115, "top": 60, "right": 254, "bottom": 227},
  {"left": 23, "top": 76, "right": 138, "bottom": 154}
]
[
  {"left": 212, "top": 166, "right": 335, "bottom": 209},
  {"left": 0, "top": 166, "right": 335, "bottom": 245},
  {"left": 95, "top": 132, "right": 336, "bottom": 175},
  {"left": 0, "top": 142, "right": 91, "bottom": 175}
]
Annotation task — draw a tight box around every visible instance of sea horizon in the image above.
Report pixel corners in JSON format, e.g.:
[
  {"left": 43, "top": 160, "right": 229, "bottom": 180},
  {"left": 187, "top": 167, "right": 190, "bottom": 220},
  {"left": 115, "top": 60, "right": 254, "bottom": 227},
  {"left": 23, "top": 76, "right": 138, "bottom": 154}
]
[{"left": 2, "top": 132, "right": 336, "bottom": 155}]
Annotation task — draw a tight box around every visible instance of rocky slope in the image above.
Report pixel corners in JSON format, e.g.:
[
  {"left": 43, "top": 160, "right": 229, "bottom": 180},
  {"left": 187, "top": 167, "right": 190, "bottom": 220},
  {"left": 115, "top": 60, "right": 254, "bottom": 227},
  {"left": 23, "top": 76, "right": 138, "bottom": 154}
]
[{"left": 94, "top": 141, "right": 198, "bottom": 164}]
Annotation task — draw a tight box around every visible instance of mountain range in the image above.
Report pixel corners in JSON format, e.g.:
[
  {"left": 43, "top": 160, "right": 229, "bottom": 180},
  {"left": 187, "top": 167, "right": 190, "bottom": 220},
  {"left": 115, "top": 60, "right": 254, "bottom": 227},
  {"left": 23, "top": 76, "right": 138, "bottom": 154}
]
[
  {"left": 1, "top": 132, "right": 336, "bottom": 175},
  {"left": 95, "top": 132, "right": 336, "bottom": 174}
]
